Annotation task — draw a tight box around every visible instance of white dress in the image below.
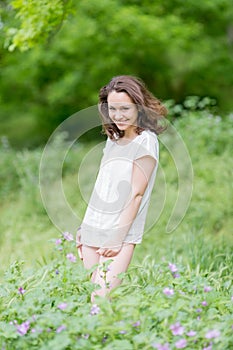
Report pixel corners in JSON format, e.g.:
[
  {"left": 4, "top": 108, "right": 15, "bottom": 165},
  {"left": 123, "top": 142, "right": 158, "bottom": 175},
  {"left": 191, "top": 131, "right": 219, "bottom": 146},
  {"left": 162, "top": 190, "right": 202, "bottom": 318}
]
[{"left": 80, "top": 130, "right": 159, "bottom": 248}]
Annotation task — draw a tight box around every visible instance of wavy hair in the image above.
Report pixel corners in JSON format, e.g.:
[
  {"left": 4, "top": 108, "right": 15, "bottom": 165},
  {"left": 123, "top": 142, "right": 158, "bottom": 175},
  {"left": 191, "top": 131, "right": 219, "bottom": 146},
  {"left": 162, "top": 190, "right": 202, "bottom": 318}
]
[{"left": 98, "top": 75, "right": 167, "bottom": 140}]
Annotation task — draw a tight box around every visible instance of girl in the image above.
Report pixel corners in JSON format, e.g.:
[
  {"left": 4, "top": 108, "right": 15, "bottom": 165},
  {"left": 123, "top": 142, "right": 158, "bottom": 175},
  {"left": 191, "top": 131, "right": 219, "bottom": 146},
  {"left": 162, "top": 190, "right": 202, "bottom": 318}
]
[{"left": 76, "top": 75, "right": 167, "bottom": 300}]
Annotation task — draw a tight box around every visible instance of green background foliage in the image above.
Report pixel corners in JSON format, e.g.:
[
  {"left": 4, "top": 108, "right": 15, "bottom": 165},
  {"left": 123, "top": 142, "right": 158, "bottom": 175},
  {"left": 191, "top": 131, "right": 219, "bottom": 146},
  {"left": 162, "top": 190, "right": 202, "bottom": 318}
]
[{"left": 0, "top": 0, "right": 233, "bottom": 147}]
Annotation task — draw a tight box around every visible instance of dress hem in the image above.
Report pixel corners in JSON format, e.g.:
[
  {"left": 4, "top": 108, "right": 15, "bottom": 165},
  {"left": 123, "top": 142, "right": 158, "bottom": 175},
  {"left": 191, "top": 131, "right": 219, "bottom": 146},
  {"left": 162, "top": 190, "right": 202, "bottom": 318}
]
[{"left": 81, "top": 240, "right": 141, "bottom": 249}]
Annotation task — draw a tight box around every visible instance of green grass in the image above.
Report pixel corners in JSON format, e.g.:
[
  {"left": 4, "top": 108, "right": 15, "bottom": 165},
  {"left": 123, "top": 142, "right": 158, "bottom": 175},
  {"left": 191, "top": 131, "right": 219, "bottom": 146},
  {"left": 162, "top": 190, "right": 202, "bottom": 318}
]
[{"left": 0, "top": 111, "right": 232, "bottom": 349}]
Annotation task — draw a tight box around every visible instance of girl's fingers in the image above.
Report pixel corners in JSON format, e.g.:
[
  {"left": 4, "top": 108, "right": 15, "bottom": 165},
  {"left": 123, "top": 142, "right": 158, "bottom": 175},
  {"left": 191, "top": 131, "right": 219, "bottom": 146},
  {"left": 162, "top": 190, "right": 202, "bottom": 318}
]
[
  {"left": 76, "top": 233, "right": 83, "bottom": 259},
  {"left": 96, "top": 248, "right": 105, "bottom": 255},
  {"left": 105, "top": 250, "right": 112, "bottom": 257},
  {"left": 97, "top": 247, "right": 121, "bottom": 257},
  {"left": 102, "top": 249, "right": 117, "bottom": 257},
  {"left": 76, "top": 234, "right": 82, "bottom": 248},
  {"left": 77, "top": 246, "right": 83, "bottom": 260},
  {"left": 97, "top": 248, "right": 109, "bottom": 256},
  {"left": 76, "top": 241, "right": 82, "bottom": 249},
  {"left": 76, "top": 230, "right": 82, "bottom": 247}
]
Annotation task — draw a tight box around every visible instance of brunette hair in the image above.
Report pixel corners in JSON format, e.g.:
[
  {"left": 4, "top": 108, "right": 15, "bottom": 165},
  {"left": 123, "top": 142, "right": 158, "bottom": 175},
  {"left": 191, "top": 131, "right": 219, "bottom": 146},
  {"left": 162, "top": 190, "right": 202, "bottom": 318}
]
[{"left": 98, "top": 75, "right": 167, "bottom": 140}]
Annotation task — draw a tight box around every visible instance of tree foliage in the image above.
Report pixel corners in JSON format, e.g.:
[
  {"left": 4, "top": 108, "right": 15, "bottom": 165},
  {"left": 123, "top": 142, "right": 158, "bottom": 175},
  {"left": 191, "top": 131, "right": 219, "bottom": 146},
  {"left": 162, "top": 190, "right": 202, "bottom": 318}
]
[
  {"left": 3, "top": 0, "right": 73, "bottom": 51},
  {"left": 0, "top": 0, "right": 233, "bottom": 147}
]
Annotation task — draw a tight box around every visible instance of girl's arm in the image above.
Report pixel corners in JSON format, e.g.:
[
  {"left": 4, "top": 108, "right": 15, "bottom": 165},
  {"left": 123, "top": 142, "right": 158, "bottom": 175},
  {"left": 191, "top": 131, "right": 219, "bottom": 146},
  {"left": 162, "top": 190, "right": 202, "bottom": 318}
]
[
  {"left": 97, "top": 155, "right": 156, "bottom": 257},
  {"left": 76, "top": 227, "right": 83, "bottom": 260}
]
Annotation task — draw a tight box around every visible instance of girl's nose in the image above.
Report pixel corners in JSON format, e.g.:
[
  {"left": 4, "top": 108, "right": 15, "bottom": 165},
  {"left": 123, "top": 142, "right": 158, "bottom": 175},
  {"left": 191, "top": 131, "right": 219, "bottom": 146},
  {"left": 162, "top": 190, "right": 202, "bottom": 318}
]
[{"left": 114, "top": 110, "right": 124, "bottom": 120}]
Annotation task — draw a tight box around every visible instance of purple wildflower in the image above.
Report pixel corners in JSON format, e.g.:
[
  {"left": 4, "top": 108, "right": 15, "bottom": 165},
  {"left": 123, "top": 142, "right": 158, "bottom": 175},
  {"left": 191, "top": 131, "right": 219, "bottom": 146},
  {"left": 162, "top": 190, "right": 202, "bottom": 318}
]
[
  {"left": 55, "top": 269, "right": 59, "bottom": 275},
  {"left": 66, "top": 253, "right": 76, "bottom": 262},
  {"left": 186, "top": 330, "right": 197, "bottom": 337},
  {"left": 83, "top": 333, "right": 90, "bottom": 339},
  {"left": 56, "top": 325, "right": 66, "bottom": 333},
  {"left": 132, "top": 320, "right": 141, "bottom": 327},
  {"left": 63, "top": 232, "right": 74, "bottom": 241},
  {"left": 170, "top": 322, "right": 184, "bottom": 335},
  {"left": 204, "top": 286, "right": 212, "bottom": 292},
  {"left": 205, "top": 329, "right": 221, "bottom": 339},
  {"left": 57, "top": 302, "right": 67, "bottom": 310},
  {"left": 119, "top": 330, "right": 127, "bottom": 334},
  {"left": 55, "top": 238, "right": 62, "bottom": 245},
  {"left": 90, "top": 304, "right": 100, "bottom": 315},
  {"left": 18, "top": 287, "right": 26, "bottom": 295},
  {"left": 153, "top": 343, "right": 170, "bottom": 350},
  {"left": 16, "top": 321, "right": 30, "bottom": 336},
  {"left": 163, "top": 287, "right": 174, "bottom": 296},
  {"left": 196, "top": 308, "right": 202, "bottom": 313},
  {"left": 202, "top": 301, "right": 208, "bottom": 306},
  {"left": 175, "top": 339, "right": 187, "bottom": 348},
  {"left": 173, "top": 273, "right": 180, "bottom": 278},
  {"left": 168, "top": 263, "right": 178, "bottom": 273}
]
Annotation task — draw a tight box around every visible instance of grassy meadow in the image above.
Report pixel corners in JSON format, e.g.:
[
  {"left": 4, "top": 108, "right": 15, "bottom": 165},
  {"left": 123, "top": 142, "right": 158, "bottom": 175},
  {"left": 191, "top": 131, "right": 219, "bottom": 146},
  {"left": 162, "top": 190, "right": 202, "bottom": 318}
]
[{"left": 0, "top": 110, "right": 232, "bottom": 349}]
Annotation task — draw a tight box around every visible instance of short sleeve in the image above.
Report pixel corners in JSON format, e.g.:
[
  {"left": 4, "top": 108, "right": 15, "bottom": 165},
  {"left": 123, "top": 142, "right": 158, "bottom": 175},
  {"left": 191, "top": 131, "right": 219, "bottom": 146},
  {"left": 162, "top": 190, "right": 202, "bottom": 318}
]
[
  {"left": 102, "top": 137, "right": 111, "bottom": 155},
  {"left": 134, "top": 131, "right": 159, "bottom": 162}
]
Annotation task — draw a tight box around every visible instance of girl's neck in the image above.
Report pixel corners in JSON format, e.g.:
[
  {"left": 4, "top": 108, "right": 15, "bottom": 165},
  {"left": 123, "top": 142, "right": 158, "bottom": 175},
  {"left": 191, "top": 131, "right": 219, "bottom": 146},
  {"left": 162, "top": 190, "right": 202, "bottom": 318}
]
[
  {"left": 123, "top": 126, "right": 138, "bottom": 140},
  {"left": 116, "top": 128, "right": 140, "bottom": 146}
]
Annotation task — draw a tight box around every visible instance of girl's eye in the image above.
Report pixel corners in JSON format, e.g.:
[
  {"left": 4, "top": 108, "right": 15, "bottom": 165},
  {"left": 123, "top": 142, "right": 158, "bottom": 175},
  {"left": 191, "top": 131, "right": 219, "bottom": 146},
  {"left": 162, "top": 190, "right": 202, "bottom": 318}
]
[
  {"left": 121, "top": 107, "right": 129, "bottom": 111},
  {"left": 108, "top": 107, "right": 115, "bottom": 111}
]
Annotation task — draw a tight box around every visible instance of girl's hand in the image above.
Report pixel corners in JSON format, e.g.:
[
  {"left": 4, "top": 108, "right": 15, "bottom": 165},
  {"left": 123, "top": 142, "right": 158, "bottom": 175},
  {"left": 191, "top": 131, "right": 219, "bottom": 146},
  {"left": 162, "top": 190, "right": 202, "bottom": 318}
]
[
  {"left": 77, "top": 245, "right": 83, "bottom": 260},
  {"left": 76, "top": 227, "right": 83, "bottom": 260},
  {"left": 96, "top": 246, "right": 122, "bottom": 257},
  {"left": 76, "top": 226, "right": 82, "bottom": 247}
]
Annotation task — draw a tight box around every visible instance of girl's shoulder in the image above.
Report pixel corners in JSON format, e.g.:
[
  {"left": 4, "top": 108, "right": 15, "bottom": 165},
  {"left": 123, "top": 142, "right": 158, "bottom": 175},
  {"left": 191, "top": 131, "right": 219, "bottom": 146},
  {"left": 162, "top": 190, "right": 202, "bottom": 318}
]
[
  {"left": 136, "top": 129, "right": 158, "bottom": 145},
  {"left": 134, "top": 130, "right": 159, "bottom": 161}
]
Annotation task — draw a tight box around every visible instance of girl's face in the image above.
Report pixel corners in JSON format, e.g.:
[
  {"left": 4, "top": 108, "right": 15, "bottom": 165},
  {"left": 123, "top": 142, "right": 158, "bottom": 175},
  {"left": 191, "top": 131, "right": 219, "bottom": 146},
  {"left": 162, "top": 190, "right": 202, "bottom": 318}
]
[{"left": 107, "top": 91, "right": 138, "bottom": 134}]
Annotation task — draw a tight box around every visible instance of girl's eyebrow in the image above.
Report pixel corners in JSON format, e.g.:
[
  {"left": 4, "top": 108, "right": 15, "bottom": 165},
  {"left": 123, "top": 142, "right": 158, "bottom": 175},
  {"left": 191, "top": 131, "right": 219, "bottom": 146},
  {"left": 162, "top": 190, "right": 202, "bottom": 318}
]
[{"left": 108, "top": 103, "right": 132, "bottom": 108}]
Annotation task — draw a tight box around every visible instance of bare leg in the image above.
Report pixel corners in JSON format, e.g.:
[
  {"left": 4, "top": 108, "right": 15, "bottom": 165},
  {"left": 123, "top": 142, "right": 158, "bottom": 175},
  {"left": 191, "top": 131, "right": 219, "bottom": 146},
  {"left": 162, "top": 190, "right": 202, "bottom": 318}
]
[
  {"left": 92, "top": 243, "right": 135, "bottom": 301},
  {"left": 82, "top": 245, "right": 99, "bottom": 270},
  {"left": 82, "top": 245, "right": 100, "bottom": 284}
]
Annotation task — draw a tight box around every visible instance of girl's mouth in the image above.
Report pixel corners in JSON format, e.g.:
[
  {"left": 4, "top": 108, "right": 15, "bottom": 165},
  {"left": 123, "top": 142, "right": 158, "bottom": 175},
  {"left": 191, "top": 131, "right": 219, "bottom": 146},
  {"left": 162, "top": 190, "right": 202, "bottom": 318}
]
[{"left": 114, "top": 120, "right": 129, "bottom": 125}]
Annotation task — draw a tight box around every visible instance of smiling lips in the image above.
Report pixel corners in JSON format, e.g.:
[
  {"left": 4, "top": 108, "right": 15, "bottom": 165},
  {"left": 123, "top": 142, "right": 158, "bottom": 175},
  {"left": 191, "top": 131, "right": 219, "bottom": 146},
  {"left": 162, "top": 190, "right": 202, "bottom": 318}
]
[{"left": 114, "top": 119, "right": 129, "bottom": 125}]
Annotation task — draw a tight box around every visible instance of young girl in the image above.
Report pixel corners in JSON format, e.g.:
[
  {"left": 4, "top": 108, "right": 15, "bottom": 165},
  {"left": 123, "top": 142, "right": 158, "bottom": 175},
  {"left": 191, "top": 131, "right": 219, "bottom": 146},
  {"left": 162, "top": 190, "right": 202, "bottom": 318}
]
[{"left": 76, "top": 75, "right": 167, "bottom": 300}]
